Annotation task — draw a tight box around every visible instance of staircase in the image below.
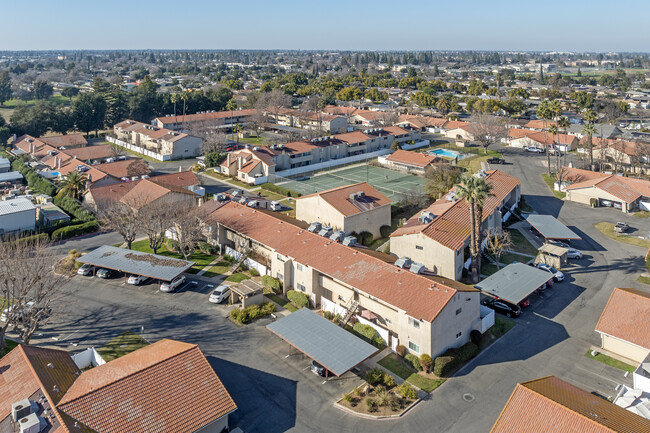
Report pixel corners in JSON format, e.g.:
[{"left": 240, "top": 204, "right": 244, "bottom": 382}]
[
  {"left": 230, "top": 247, "right": 252, "bottom": 273},
  {"left": 339, "top": 299, "right": 359, "bottom": 326}
]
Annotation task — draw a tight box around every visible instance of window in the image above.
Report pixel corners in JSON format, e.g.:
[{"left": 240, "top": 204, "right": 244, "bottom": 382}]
[
  {"left": 276, "top": 272, "right": 283, "bottom": 280},
  {"left": 322, "top": 288, "right": 332, "bottom": 301},
  {"left": 297, "top": 283, "right": 306, "bottom": 292},
  {"left": 385, "top": 318, "right": 392, "bottom": 325},
  {"left": 296, "top": 263, "right": 303, "bottom": 271},
  {"left": 338, "top": 294, "right": 346, "bottom": 302},
  {"left": 416, "top": 245, "right": 423, "bottom": 251},
  {"left": 408, "top": 341, "right": 420, "bottom": 353},
  {"left": 456, "top": 308, "right": 462, "bottom": 315},
  {"left": 456, "top": 332, "right": 462, "bottom": 339},
  {"left": 276, "top": 254, "right": 284, "bottom": 262},
  {"left": 409, "top": 317, "right": 420, "bottom": 329}
]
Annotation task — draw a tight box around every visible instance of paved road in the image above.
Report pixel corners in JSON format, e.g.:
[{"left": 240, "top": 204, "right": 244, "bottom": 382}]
[{"left": 26, "top": 145, "right": 650, "bottom": 433}]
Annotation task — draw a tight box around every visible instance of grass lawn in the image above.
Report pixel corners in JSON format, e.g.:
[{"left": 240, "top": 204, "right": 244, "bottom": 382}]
[
  {"left": 202, "top": 261, "right": 232, "bottom": 278},
  {"left": 97, "top": 331, "right": 149, "bottom": 362},
  {"left": 633, "top": 211, "right": 650, "bottom": 219},
  {"left": 204, "top": 170, "right": 250, "bottom": 189},
  {"left": 0, "top": 339, "right": 18, "bottom": 357},
  {"left": 378, "top": 353, "right": 445, "bottom": 392},
  {"left": 263, "top": 289, "right": 299, "bottom": 312},
  {"left": 102, "top": 142, "right": 162, "bottom": 163},
  {"left": 458, "top": 153, "right": 500, "bottom": 174},
  {"left": 637, "top": 275, "right": 650, "bottom": 285},
  {"left": 508, "top": 229, "right": 538, "bottom": 255},
  {"left": 226, "top": 273, "right": 251, "bottom": 283},
  {"left": 238, "top": 135, "right": 267, "bottom": 145},
  {"left": 481, "top": 261, "right": 499, "bottom": 276},
  {"left": 541, "top": 174, "right": 566, "bottom": 199},
  {"left": 500, "top": 251, "right": 532, "bottom": 264},
  {"left": 256, "top": 189, "right": 285, "bottom": 201},
  {"left": 227, "top": 178, "right": 253, "bottom": 189},
  {"left": 490, "top": 316, "right": 516, "bottom": 338},
  {"left": 585, "top": 350, "right": 636, "bottom": 373},
  {"left": 129, "top": 239, "right": 216, "bottom": 273},
  {"left": 594, "top": 222, "right": 650, "bottom": 249}
]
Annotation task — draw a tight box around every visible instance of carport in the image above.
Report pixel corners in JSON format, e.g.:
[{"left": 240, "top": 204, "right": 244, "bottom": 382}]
[
  {"left": 526, "top": 214, "right": 581, "bottom": 242},
  {"left": 231, "top": 279, "right": 264, "bottom": 307},
  {"left": 266, "top": 308, "right": 378, "bottom": 378},
  {"left": 76, "top": 245, "right": 194, "bottom": 282},
  {"left": 475, "top": 262, "right": 553, "bottom": 305}
]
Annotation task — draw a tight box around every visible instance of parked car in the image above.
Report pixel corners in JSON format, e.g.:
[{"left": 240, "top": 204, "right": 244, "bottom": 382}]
[
  {"left": 208, "top": 284, "right": 231, "bottom": 304},
  {"left": 546, "top": 239, "right": 570, "bottom": 248},
  {"left": 536, "top": 263, "right": 564, "bottom": 282},
  {"left": 487, "top": 157, "right": 505, "bottom": 164},
  {"left": 566, "top": 248, "right": 583, "bottom": 259},
  {"left": 310, "top": 360, "right": 330, "bottom": 377},
  {"left": 238, "top": 197, "right": 248, "bottom": 205},
  {"left": 614, "top": 222, "right": 629, "bottom": 233},
  {"left": 518, "top": 297, "right": 531, "bottom": 308},
  {"left": 231, "top": 189, "right": 244, "bottom": 198},
  {"left": 159, "top": 275, "right": 186, "bottom": 293},
  {"left": 1, "top": 301, "right": 35, "bottom": 322},
  {"left": 547, "top": 146, "right": 559, "bottom": 155},
  {"left": 481, "top": 298, "right": 521, "bottom": 318},
  {"left": 96, "top": 268, "right": 120, "bottom": 279},
  {"left": 77, "top": 263, "right": 94, "bottom": 276},
  {"left": 269, "top": 201, "right": 282, "bottom": 211},
  {"left": 525, "top": 146, "right": 545, "bottom": 153},
  {"left": 247, "top": 200, "right": 258, "bottom": 208},
  {"left": 127, "top": 274, "right": 149, "bottom": 285}
]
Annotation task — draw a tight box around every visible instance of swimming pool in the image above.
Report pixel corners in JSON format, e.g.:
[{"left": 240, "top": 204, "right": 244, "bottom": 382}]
[{"left": 428, "top": 149, "right": 468, "bottom": 159}]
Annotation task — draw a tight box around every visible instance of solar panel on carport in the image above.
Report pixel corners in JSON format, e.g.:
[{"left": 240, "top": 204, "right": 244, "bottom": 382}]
[
  {"left": 266, "top": 308, "right": 378, "bottom": 377},
  {"left": 526, "top": 214, "right": 581, "bottom": 240},
  {"left": 77, "top": 245, "right": 194, "bottom": 281},
  {"left": 474, "top": 262, "right": 553, "bottom": 305}
]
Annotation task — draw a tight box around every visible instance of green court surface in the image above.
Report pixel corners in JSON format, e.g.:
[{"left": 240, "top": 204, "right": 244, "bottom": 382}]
[{"left": 278, "top": 165, "right": 425, "bottom": 201}]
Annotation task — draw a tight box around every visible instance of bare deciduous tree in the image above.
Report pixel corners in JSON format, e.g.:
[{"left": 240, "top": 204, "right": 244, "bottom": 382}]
[
  {"left": 259, "top": 89, "right": 291, "bottom": 123},
  {"left": 126, "top": 159, "right": 151, "bottom": 178},
  {"left": 173, "top": 208, "right": 205, "bottom": 260},
  {"left": 110, "top": 143, "right": 127, "bottom": 158},
  {"left": 467, "top": 114, "right": 507, "bottom": 154},
  {"left": 424, "top": 163, "right": 462, "bottom": 199},
  {"left": 0, "top": 237, "right": 65, "bottom": 350},
  {"left": 378, "top": 111, "right": 398, "bottom": 126},
  {"left": 397, "top": 188, "right": 432, "bottom": 209},
  {"left": 484, "top": 229, "right": 512, "bottom": 270},
  {"left": 139, "top": 201, "right": 179, "bottom": 254},
  {"left": 97, "top": 198, "right": 140, "bottom": 249}
]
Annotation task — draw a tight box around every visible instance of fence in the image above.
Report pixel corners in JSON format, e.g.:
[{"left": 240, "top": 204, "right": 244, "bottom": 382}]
[
  {"left": 272, "top": 148, "right": 392, "bottom": 179},
  {"left": 478, "top": 306, "right": 496, "bottom": 333},
  {"left": 106, "top": 136, "right": 171, "bottom": 161},
  {"left": 401, "top": 139, "right": 431, "bottom": 151},
  {"left": 225, "top": 246, "right": 268, "bottom": 275},
  {"left": 71, "top": 347, "right": 106, "bottom": 369}
]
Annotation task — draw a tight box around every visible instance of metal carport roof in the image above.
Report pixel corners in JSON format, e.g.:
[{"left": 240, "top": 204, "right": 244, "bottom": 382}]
[
  {"left": 475, "top": 262, "right": 553, "bottom": 305},
  {"left": 77, "top": 245, "right": 194, "bottom": 281},
  {"left": 266, "top": 308, "right": 378, "bottom": 377},
  {"left": 526, "top": 214, "right": 581, "bottom": 240}
]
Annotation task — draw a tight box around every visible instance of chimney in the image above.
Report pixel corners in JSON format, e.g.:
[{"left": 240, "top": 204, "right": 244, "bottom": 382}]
[
  {"left": 57, "top": 157, "right": 62, "bottom": 169},
  {"left": 178, "top": 166, "right": 182, "bottom": 173},
  {"left": 29, "top": 141, "right": 35, "bottom": 154},
  {"left": 227, "top": 153, "right": 232, "bottom": 166}
]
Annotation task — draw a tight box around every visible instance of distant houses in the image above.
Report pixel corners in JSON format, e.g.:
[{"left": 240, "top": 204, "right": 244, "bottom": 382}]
[{"left": 113, "top": 120, "right": 203, "bottom": 160}]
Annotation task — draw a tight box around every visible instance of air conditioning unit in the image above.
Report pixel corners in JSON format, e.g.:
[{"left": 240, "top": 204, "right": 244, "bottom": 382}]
[
  {"left": 394, "top": 256, "right": 412, "bottom": 269},
  {"left": 18, "top": 413, "right": 45, "bottom": 433},
  {"left": 349, "top": 193, "right": 357, "bottom": 201},
  {"left": 410, "top": 263, "right": 426, "bottom": 274},
  {"left": 12, "top": 399, "right": 33, "bottom": 422},
  {"left": 342, "top": 236, "right": 357, "bottom": 246},
  {"left": 356, "top": 191, "right": 365, "bottom": 198}
]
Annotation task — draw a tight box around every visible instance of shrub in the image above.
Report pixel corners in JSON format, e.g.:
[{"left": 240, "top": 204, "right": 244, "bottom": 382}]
[
  {"left": 590, "top": 197, "right": 598, "bottom": 208},
  {"left": 366, "top": 398, "right": 377, "bottom": 413},
  {"left": 323, "top": 311, "right": 333, "bottom": 320},
  {"left": 166, "top": 239, "right": 180, "bottom": 252},
  {"left": 197, "top": 241, "right": 218, "bottom": 255},
  {"left": 470, "top": 329, "right": 482, "bottom": 346},
  {"left": 397, "top": 383, "right": 418, "bottom": 400},
  {"left": 260, "top": 302, "right": 277, "bottom": 316},
  {"left": 249, "top": 268, "right": 260, "bottom": 277},
  {"left": 379, "top": 225, "right": 392, "bottom": 238},
  {"left": 383, "top": 373, "right": 396, "bottom": 388},
  {"left": 260, "top": 183, "right": 302, "bottom": 198},
  {"left": 261, "top": 275, "right": 282, "bottom": 293},
  {"left": 353, "top": 323, "right": 385, "bottom": 347},
  {"left": 53, "top": 195, "right": 94, "bottom": 222},
  {"left": 357, "top": 231, "right": 374, "bottom": 246},
  {"left": 333, "top": 313, "right": 341, "bottom": 323},
  {"left": 433, "top": 342, "right": 479, "bottom": 377},
  {"left": 287, "top": 290, "right": 309, "bottom": 308},
  {"left": 395, "top": 344, "right": 407, "bottom": 357},
  {"left": 222, "top": 254, "right": 236, "bottom": 263},
  {"left": 405, "top": 353, "right": 422, "bottom": 371},
  {"left": 419, "top": 354, "right": 433, "bottom": 373},
  {"left": 51, "top": 221, "right": 99, "bottom": 241},
  {"left": 342, "top": 393, "right": 353, "bottom": 403},
  {"left": 433, "top": 355, "right": 455, "bottom": 377},
  {"left": 230, "top": 302, "right": 276, "bottom": 324},
  {"left": 353, "top": 387, "right": 364, "bottom": 398},
  {"left": 13, "top": 233, "right": 49, "bottom": 245},
  {"left": 365, "top": 367, "right": 385, "bottom": 386}
]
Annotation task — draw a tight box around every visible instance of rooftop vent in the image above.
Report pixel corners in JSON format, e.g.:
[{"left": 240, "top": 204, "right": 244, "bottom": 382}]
[
  {"left": 418, "top": 211, "right": 434, "bottom": 224},
  {"left": 356, "top": 191, "right": 365, "bottom": 198},
  {"left": 349, "top": 193, "right": 358, "bottom": 201},
  {"left": 394, "top": 256, "right": 412, "bottom": 269}
]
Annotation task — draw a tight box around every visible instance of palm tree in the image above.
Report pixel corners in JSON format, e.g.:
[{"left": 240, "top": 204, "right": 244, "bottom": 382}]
[
  {"left": 170, "top": 93, "right": 179, "bottom": 117},
  {"left": 537, "top": 101, "right": 553, "bottom": 176},
  {"left": 436, "top": 98, "right": 450, "bottom": 115},
  {"left": 455, "top": 175, "right": 494, "bottom": 283},
  {"left": 57, "top": 171, "right": 88, "bottom": 200},
  {"left": 583, "top": 109, "right": 598, "bottom": 170},
  {"left": 548, "top": 124, "right": 559, "bottom": 172},
  {"left": 233, "top": 123, "right": 243, "bottom": 145},
  {"left": 180, "top": 90, "right": 190, "bottom": 120},
  {"left": 558, "top": 116, "right": 570, "bottom": 167}
]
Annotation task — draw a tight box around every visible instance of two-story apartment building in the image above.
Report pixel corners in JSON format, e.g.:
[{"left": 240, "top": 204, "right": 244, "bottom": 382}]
[
  {"left": 203, "top": 201, "right": 486, "bottom": 358},
  {"left": 295, "top": 182, "right": 392, "bottom": 238},
  {"left": 271, "top": 108, "right": 347, "bottom": 134},
  {"left": 113, "top": 120, "right": 203, "bottom": 159},
  {"left": 152, "top": 109, "right": 256, "bottom": 132},
  {"left": 390, "top": 170, "right": 521, "bottom": 280}
]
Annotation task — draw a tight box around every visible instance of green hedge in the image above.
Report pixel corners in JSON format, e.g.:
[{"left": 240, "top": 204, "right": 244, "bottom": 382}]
[
  {"left": 404, "top": 353, "right": 422, "bottom": 371},
  {"left": 197, "top": 241, "right": 218, "bottom": 255},
  {"left": 53, "top": 195, "right": 94, "bottom": 222},
  {"left": 353, "top": 322, "right": 385, "bottom": 347},
  {"left": 261, "top": 275, "right": 282, "bottom": 293},
  {"left": 260, "top": 183, "right": 302, "bottom": 198},
  {"left": 379, "top": 225, "right": 392, "bottom": 238},
  {"left": 51, "top": 221, "right": 99, "bottom": 240},
  {"left": 351, "top": 231, "right": 374, "bottom": 247},
  {"left": 287, "top": 290, "right": 309, "bottom": 308},
  {"left": 12, "top": 160, "right": 56, "bottom": 196},
  {"left": 12, "top": 232, "right": 49, "bottom": 245},
  {"left": 433, "top": 342, "right": 480, "bottom": 377},
  {"left": 229, "top": 302, "right": 276, "bottom": 324}
]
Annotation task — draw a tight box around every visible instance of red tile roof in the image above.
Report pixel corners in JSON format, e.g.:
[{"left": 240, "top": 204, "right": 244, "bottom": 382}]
[
  {"left": 155, "top": 108, "right": 256, "bottom": 124},
  {"left": 442, "top": 120, "right": 470, "bottom": 130},
  {"left": 524, "top": 119, "right": 557, "bottom": 130},
  {"left": 57, "top": 340, "right": 236, "bottom": 433},
  {"left": 207, "top": 202, "right": 460, "bottom": 322},
  {"left": 94, "top": 159, "right": 150, "bottom": 179},
  {"left": 491, "top": 376, "right": 650, "bottom": 433},
  {"left": 61, "top": 144, "right": 113, "bottom": 161},
  {"left": 386, "top": 149, "right": 438, "bottom": 167},
  {"left": 298, "top": 182, "right": 392, "bottom": 216},
  {"left": 40, "top": 134, "right": 87, "bottom": 148},
  {"left": 563, "top": 167, "right": 650, "bottom": 204},
  {"left": 391, "top": 170, "right": 520, "bottom": 251},
  {"left": 149, "top": 170, "right": 200, "bottom": 188},
  {"left": 398, "top": 115, "right": 447, "bottom": 129},
  {"left": 595, "top": 287, "right": 650, "bottom": 350},
  {"left": 507, "top": 128, "right": 536, "bottom": 139}
]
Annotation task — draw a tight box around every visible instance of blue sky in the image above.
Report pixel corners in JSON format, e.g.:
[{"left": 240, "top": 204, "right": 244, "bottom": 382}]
[{"left": 4, "top": 0, "right": 649, "bottom": 52}]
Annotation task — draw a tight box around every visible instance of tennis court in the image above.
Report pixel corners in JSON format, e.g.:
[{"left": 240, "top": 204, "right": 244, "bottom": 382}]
[{"left": 277, "top": 165, "right": 426, "bottom": 202}]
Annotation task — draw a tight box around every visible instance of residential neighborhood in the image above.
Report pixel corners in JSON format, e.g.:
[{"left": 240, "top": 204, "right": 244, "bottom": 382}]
[{"left": 2, "top": 5, "right": 650, "bottom": 432}]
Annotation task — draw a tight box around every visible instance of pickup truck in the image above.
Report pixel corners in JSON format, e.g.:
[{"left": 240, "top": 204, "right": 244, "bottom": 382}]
[{"left": 486, "top": 157, "right": 505, "bottom": 164}]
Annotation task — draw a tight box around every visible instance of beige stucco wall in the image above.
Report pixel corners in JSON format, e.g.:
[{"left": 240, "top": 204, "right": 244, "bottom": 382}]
[
  {"left": 445, "top": 128, "right": 473, "bottom": 140},
  {"left": 601, "top": 334, "right": 650, "bottom": 364},
  {"left": 389, "top": 232, "right": 463, "bottom": 280},
  {"left": 429, "top": 291, "right": 481, "bottom": 358},
  {"left": 296, "top": 196, "right": 390, "bottom": 238},
  {"left": 566, "top": 187, "right": 630, "bottom": 212}
]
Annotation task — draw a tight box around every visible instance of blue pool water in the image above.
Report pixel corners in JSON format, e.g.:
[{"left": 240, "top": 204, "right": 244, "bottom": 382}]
[{"left": 428, "top": 149, "right": 468, "bottom": 159}]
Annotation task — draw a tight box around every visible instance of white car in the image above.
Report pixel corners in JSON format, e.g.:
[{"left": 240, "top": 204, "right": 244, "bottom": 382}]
[
  {"left": 1, "top": 301, "right": 35, "bottom": 322},
  {"left": 159, "top": 275, "right": 186, "bottom": 293},
  {"left": 525, "top": 146, "right": 544, "bottom": 153},
  {"left": 208, "top": 284, "right": 231, "bottom": 304},
  {"left": 77, "top": 263, "right": 94, "bottom": 276},
  {"left": 127, "top": 274, "right": 149, "bottom": 285},
  {"left": 566, "top": 248, "right": 583, "bottom": 259},
  {"left": 537, "top": 263, "right": 565, "bottom": 282}
]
